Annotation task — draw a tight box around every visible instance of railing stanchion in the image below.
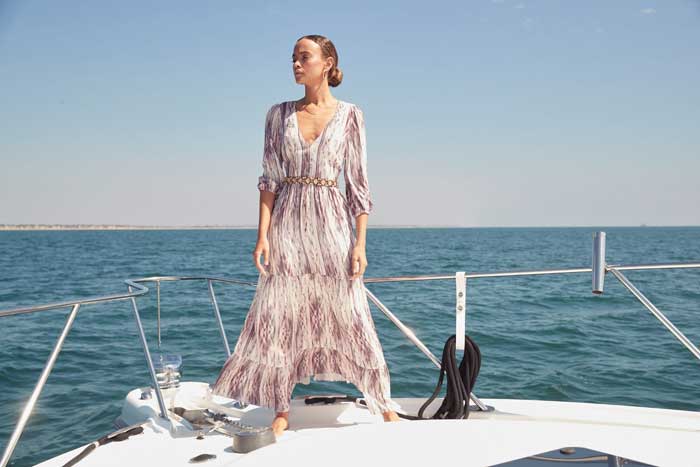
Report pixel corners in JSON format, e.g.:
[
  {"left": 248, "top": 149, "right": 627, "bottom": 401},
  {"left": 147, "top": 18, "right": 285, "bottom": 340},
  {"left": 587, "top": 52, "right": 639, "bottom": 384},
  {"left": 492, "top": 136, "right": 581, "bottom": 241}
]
[
  {"left": 456, "top": 272, "right": 466, "bottom": 351},
  {"left": 208, "top": 279, "right": 232, "bottom": 357},
  {"left": 156, "top": 279, "right": 162, "bottom": 348},
  {"left": 0, "top": 304, "right": 80, "bottom": 467},
  {"left": 128, "top": 285, "right": 170, "bottom": 421},
  {"left": 608, "top": 267, "right": 700, "bottom": 361}
]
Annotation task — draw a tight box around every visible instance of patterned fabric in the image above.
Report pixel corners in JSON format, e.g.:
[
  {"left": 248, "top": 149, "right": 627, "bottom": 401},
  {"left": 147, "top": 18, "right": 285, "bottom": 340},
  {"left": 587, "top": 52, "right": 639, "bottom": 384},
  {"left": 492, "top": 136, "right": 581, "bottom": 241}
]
[{"left": 211, "top": 100, "right": 400, "bottom": 415}]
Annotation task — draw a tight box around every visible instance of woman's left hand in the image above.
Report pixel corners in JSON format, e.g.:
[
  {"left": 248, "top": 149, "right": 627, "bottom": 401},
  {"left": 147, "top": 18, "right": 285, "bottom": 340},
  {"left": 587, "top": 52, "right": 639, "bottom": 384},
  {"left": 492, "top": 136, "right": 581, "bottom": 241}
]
[{"left": 350, "top": 245, "right": 368, "bottom": 280}]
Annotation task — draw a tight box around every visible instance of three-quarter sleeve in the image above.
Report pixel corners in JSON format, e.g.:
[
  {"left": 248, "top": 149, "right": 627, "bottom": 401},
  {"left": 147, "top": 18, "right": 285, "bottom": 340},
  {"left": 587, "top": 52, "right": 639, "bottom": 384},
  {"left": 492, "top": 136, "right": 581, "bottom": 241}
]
[
  {"left": 257, "top": 104, "right": 285, "bottom": 195},
  {"left": 344, "top": 104, "right": 374, "bottom": 218}
]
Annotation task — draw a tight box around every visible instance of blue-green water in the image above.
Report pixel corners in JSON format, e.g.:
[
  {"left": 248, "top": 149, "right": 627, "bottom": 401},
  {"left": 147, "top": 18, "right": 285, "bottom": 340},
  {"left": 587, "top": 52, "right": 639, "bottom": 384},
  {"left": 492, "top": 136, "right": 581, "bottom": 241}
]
[{"left": 1, "top": 227, "right": 699, "bottom": 466}]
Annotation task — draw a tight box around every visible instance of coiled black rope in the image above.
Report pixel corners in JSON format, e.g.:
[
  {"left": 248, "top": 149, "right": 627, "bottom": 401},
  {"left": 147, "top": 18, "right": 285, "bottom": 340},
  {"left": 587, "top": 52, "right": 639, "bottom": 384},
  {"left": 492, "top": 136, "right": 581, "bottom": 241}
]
[
  {"left": 400, "top": 334, "right": 481, "bottom": 420},
  {"left": 306, "top": 334, "right": 481, "bottom": 420}
]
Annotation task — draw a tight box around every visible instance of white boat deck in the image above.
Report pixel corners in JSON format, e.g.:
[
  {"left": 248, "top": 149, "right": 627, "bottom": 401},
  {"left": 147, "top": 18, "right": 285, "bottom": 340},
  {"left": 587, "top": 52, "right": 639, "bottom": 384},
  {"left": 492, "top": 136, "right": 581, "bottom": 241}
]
[{"left": 33, "top": 381, "right": 700, "bottom": 467}]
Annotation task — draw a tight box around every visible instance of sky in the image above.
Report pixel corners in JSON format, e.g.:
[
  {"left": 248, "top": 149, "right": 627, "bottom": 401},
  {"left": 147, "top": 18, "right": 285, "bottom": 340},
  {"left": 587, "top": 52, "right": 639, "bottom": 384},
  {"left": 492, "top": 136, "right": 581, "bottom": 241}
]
[{"left": 1, "top": 0, "right": 698, "bottom": 227}]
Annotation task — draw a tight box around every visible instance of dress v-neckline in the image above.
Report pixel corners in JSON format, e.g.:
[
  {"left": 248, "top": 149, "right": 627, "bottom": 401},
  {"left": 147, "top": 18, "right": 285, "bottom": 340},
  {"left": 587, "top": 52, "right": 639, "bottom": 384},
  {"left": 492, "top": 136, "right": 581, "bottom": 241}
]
[{"left": 292, "top": 99, "right": 342, "bottom": 146}]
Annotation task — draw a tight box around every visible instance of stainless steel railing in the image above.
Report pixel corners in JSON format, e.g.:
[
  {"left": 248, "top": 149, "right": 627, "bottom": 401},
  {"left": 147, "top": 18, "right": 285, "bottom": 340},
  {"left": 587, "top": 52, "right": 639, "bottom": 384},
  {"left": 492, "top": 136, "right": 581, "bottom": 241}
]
[
  {"left": 0, "top": 276, "right": 255, "bottom": 467},
  {"left": 1, "top": 231, "right": 699, "bottom": 467}
]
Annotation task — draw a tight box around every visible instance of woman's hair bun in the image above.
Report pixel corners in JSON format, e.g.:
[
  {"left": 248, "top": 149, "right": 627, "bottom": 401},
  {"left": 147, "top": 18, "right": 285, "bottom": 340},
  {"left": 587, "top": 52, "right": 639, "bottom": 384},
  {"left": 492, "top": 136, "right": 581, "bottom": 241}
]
[{"left": 328, "top": 66, "right": 343, "bottom": 87}]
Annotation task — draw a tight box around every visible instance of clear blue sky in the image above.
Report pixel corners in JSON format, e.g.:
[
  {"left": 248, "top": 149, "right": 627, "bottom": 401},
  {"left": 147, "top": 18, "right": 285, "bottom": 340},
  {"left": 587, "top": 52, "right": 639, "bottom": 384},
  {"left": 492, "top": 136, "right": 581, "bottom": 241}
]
[{"left": 1, "top": 0, "right": 698, "bottom": 227}]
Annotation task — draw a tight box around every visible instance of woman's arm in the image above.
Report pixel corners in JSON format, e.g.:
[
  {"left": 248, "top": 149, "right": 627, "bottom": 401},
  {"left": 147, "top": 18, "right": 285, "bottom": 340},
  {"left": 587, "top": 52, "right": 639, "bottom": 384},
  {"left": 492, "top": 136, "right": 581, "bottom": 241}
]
[
  {"left": 254, "top": 104, "right": 284, "bottom": 275},
  {"left": 350, "top": 213, "right": 369, "bottom": 279},
  {"left": 257, "top": 192, "right": 276, "bottom": 242},
  {"left": 344, "top": 104, "right": 374, "bottom": 280},
  {"left": 254, "top": 191, "right": 275, "bottom": 275},
  {"left": 344, "top": 105, "right": 374, "bottom": 219}
]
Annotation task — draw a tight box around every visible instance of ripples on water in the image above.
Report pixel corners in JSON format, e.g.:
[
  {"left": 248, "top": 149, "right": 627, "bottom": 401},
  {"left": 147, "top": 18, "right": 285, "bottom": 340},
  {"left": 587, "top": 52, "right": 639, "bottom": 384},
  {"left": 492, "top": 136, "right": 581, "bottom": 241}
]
[{"left": 1, "top": 227, "right": 698, "bottom": 466}]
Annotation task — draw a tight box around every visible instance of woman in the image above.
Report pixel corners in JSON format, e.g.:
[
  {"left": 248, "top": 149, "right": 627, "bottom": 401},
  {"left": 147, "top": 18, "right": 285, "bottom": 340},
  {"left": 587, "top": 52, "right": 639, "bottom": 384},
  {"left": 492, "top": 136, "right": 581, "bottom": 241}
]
[{"left": 211, "top": 34, "right": 401, "bottom": 437}]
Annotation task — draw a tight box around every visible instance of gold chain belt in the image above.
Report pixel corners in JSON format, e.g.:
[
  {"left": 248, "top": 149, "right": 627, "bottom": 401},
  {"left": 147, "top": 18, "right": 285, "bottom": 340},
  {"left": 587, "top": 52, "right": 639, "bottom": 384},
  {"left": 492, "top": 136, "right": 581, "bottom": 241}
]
[{"left": 283, "top": 176, "right": 338, "bottom": 187}]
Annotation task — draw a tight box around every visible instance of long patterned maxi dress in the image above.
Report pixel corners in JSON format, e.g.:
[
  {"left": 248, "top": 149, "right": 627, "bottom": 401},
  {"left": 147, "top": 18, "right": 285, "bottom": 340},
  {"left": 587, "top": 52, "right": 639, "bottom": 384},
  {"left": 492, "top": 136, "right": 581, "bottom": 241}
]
[{"left": 211, "top": 99, "right": 401, "bottom": 415}]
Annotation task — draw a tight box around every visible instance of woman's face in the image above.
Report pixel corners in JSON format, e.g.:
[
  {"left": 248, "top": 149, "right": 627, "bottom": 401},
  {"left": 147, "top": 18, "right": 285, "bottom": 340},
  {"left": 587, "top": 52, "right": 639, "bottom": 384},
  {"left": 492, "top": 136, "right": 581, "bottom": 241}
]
[{"left": 292, "top": 39, "right": 331, "bottom": 85}]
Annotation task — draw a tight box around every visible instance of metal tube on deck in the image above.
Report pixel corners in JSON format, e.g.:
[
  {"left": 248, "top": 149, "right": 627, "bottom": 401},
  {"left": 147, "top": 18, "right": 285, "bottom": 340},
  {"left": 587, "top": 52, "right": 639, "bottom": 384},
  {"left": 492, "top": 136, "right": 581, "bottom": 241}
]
[{"left": 592, "top": 231, "right": 606, "bottom": 294}]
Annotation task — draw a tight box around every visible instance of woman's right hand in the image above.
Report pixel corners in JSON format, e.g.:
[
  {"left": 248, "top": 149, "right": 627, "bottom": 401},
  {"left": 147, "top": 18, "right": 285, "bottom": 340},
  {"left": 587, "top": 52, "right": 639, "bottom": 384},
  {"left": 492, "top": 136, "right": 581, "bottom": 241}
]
[{"left": 253, "top": 236, "right": 270, "bottom": 276}]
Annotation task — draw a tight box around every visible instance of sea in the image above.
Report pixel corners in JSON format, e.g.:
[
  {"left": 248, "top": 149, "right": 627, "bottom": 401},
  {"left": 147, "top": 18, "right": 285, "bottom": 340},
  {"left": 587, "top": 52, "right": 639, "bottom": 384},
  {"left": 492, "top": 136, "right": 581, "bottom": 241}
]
[{"left": 1, "top": 226, "right": 699, "bottom": 466}]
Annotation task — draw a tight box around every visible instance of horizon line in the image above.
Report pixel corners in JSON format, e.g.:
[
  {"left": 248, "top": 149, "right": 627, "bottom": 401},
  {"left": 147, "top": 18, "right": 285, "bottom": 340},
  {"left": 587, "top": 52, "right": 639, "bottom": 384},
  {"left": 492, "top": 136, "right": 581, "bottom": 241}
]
[{"left": 1, "top": 224, "right": 699, "bottom": 231}]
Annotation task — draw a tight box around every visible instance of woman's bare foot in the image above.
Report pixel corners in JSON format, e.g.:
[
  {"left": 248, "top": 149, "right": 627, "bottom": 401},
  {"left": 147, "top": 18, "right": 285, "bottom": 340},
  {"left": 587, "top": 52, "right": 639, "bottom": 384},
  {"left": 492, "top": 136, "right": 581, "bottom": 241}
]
[
  {"left": 271, "top": 411, "right": 289, "bottom": 436},
  {"left": 382, "top": 410, "right": 401, "bottom": 422}
]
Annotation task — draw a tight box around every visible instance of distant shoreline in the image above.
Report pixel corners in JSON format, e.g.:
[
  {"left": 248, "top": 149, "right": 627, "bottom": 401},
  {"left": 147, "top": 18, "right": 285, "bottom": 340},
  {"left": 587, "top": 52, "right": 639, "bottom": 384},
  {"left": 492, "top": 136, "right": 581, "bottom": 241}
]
[
  {"left": 0, "top": 225, "right": 255, "bottom": 231},
  {"left": 1, "top": 224, "right": 697, "bottom": 231},
  {"left": 0, "top": 224, "right": 459, "bottom": 231}
]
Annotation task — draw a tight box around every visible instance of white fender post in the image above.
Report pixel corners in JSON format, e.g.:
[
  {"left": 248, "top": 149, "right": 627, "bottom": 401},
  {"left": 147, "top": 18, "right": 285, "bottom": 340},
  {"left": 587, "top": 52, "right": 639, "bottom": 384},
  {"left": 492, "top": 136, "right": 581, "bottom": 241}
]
[{"left": 456, "top": 271, "right": 466, "bottom": 351}]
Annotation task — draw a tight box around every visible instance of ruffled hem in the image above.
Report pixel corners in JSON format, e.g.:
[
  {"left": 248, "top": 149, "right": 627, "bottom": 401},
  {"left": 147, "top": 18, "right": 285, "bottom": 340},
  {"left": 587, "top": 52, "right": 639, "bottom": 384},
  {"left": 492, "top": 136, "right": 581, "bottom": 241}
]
[{"left": 211, "top": 346, "right": 400, "bottom": 415}]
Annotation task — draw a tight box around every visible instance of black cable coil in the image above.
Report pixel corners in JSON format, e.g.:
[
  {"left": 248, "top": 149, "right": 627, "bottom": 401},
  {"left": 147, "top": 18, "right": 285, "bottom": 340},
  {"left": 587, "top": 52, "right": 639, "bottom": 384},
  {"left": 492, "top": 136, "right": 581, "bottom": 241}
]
[
  {"left": 400, "top": 334, "right": 481, "bottom": 420},
  {"left": 308, "top": 334, "right": 481, "bottom": 420}
]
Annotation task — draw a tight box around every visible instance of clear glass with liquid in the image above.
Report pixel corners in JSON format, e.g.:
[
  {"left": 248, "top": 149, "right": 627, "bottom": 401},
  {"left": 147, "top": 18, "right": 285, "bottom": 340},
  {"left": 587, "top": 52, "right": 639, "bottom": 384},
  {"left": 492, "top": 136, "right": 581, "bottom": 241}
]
[{"left": 150, "top": 353, "right": 183, "bottom": 389}]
